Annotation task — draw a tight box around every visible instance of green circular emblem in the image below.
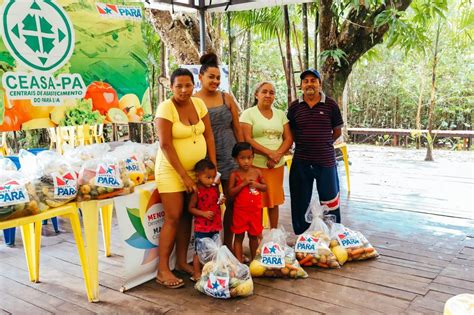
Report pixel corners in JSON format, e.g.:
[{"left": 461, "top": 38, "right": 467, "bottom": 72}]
[{"left": 0, "top": 0, "right": 74, "bottom": 73}]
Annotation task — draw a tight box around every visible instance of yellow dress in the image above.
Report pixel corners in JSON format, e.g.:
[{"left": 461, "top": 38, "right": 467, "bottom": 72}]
[{"left": 154, "top": 97, "right": 208, "bottom": 193}]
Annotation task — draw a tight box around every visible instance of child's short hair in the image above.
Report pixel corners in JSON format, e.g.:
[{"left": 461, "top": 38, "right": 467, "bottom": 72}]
[
  {"left": 232, "top": 142, "right": 253, "bottom": 158},
  {"left": 194, "top": 159, "right": 216, "bottom": 173}
]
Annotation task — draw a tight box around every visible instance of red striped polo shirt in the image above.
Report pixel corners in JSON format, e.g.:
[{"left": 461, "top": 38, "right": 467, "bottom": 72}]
[{"left": 287, "top": 93, "right": 344, "bottom": 167}]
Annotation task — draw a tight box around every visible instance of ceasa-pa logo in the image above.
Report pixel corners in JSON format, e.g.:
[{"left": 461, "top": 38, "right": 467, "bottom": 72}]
[
  {"left": 0, "top": 180, "right": 30, "bottom": 207},
  {"left": 204, "top": 272, "right": 230, "bottom": 299},
  {"left": 94, "top": 163, "right": 123, "bottom": 188},
  {"left": 337, "top": 229, "right": 362, "bottom": 248},
  {"left": 295, "top": 234, "right": 321, "bottom": 253},
  {"left": 261, "top": 242, "right": 285, "bottom": 268},
  {"left": 53, "top": 171, "right": 77, "bottom": 199},
  {"left": 0, "top": 0, "right": 86, "bottom": 105}
]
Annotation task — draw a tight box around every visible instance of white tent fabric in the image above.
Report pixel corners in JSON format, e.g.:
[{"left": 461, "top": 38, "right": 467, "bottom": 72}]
[{"left": 144, "top": 0, "right": 314, "bottom": 13}]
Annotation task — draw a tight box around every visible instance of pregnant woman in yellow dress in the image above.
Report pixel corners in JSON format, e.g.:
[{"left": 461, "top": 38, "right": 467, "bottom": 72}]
[{"left": 154, "top": 68, "right": 216, "bottom": 288}]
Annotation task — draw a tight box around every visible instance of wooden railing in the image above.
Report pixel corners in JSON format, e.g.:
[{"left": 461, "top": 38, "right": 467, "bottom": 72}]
[{"left": 347, "top": 128, "right": 474, "bottom": 150}]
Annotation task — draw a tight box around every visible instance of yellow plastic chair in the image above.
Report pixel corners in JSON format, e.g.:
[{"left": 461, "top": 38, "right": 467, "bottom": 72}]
[
  {"left": 47, "top": 127, "right": 58, "bottom": 151},
  {"left": 334, "top": 142, "right": 351, "bottom": 193},
  {"left": 1, "top": 132, "right": 8, "bottom": 156},
  {"left": 92, "top": 124, "right": 105, "bottom": 144},
  {"left": 0, "top": 203, "right": 96, "bottom": 302},
  {"left": 76, "top": 125, "right": 93, "bottom": 146},
  {"left": 56, "top": 126, "right": 76, "bottom": 153}
]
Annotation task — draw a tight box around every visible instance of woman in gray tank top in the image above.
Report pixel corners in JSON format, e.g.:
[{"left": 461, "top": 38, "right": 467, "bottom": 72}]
[{"left": 194, "top": 53, "right": 243, "bottom": 250}]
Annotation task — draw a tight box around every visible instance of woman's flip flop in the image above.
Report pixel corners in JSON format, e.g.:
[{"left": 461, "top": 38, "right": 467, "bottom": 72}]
[{"left": 156, "top": 278, "right": 184, "bottom": 289}]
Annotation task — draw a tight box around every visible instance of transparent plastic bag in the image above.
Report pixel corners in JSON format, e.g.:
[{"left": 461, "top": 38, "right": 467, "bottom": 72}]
[
  {"left": 295, "top": 199, "right": 340, "bottom": 268},
  {"left": 0, "top": 170, "right": 41, "bottom": 221},
  {"left": 112, "top": 142, "right": 147, "bottom": 185},
  {"left": 20, "top": 150, "right": 78, "bottom": 209},
  {"left": 0, "top": 156, "right": 17, "bottom": 171},
  {"left": 63, "top": 143, "right": 111, "bottom": 173},
  {"left": 195, "top": 238, "right": 253, "bottom": 299},
  {"left": 328, "top": 222, "right": 379, "bottom": 263},
  {"left": 143, "top": 142, "right": 158, "bottom": 180},
  {"left": 196, "top": 234, "right": 222, "bottom": 265},
  {"left": 251, "top": 227, "right": 308, "bottom": 278},
  {"left": 77, "top": 157, "right": 134, "bottom": 201}
]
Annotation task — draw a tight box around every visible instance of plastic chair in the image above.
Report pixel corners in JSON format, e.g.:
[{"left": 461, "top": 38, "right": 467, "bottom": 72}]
[
  {"left": 76, "top": 125, "right": 93, "bottom": 146},
  {"left": 1, "top": 132, "right": 9, "bottom": 156},
  {"left": 92, "top": 124, "right": 105, "bottom": 144},
  {"left": 334, "top": 141, "right": 351, "bottom": 193},
  {"left": 47, "top": 127, "right": 58, "bottom": 151}
]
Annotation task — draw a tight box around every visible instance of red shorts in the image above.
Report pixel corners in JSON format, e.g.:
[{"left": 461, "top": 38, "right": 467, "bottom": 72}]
[{"left": 231, "top": 206, "right": 263, "bottom": 236}]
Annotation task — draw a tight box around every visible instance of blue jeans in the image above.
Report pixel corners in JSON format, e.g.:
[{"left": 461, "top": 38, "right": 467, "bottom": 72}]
[{"left": 289, "top": 158, "right": 341, "bottom": 235}]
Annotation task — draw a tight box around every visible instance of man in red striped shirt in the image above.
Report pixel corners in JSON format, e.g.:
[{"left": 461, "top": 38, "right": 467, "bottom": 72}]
[{"left": 287, "top": 69, "right": 344, "bottom": 234}]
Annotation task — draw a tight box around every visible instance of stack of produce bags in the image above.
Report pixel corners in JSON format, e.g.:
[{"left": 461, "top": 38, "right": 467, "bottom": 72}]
[
  {"left": 0, "top": 156, "right": 41, "bottom": 221},
  {"left": 195, "top": 237, "right": 254, "bottom": 299},
  {"left": 294, "top": 201, "right": 341, "bottom": 268},
  {"left": 19, "top": 150, "right": 78, "bottom": 210},
  {"left": 250, "top": 227, "right": 308, "bottom": 278}
]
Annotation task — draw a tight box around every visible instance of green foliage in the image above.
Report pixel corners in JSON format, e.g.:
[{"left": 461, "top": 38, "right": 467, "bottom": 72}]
[{"left": 319, "top": 49, "right": 348, "bottom": 67}]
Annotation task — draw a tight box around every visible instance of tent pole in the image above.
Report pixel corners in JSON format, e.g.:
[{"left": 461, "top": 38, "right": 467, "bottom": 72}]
[{"left": 199, "top": 0, "right": 206, "bottom": 54}]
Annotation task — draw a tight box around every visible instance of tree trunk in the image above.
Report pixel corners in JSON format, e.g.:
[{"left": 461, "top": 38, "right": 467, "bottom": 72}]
[
  {"left": 244, "top": 30, "right": 252, "bottom": 109},
  {"left": 425, "top": 19, "right": 442, "bottom": 162},
  {"left": 293, "top": 22, "right": 303, "bottom": 72},
  {"left": 342, "top": 79, "right": 349, "bottom": 141},
  {"left": 284, "top": 5, "right": 295, "bottom": 104},
  {"left": 148, "top": 9, "right": 218, "bottom": 64},
  {"left": 415, "top": 74, "right": 425, "bottom": 149},
  {"left": 227, "top": 12, "right": 233, "bottom": 85},
  {"left": 276, "top": 29, "right": 290, "bottom": 100},
  {"left": 318, "top": 0, "right": 413, "bottom": 100},
  {"left": 302, "top": 3, "right": 309, "bottom": 70},
  {"left": 314, "top": 7, "right": 319, "bottom": 69}
]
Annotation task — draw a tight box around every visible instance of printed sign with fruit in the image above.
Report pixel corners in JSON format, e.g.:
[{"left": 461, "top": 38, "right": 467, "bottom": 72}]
[{"left": 0, "top": 0, "right": 149, "bottom": 131}]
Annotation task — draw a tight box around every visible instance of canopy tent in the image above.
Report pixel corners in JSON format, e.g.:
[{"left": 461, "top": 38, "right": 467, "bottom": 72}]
[{"left": 144, "top": 0, "right": 314, "bottom": 52}]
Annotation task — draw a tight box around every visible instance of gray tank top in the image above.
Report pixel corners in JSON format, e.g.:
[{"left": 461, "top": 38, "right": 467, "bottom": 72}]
[{"left": 208, "top": 93, "right": 237, "bottom": 181}]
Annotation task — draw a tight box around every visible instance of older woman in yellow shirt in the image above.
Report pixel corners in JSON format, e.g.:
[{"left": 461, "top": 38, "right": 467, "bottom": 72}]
[{"left": 154, "top": 68, "right": 216, "bottom": 288}]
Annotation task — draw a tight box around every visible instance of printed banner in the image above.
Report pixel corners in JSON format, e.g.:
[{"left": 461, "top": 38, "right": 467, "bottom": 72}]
[
  {"left": 114, "top": 182, "right": 194, "bottom": 292},
  {"left": 114, "top": 182, "right": 170, "bottom": 291},
  {"left": 0, "top": 0, "right": 149, "bottom": 131}
]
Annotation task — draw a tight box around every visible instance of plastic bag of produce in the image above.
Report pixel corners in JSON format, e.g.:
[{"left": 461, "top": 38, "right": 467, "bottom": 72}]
[
  {"left": 143, "top": 142, "right": 158, "bottom": 180},
  {"left": 195, "top": 237, "right": 253, "bottom": 299},
  {"left": 0, "top": 170, "right": 41, "bottom": 221},
  {"left": 63, "top": 143, "right": 111, "bottom": 173},
  {"left": 295, "top": 200, "right": 340, "bottom": 268},
  {"left": 0, "top": 156, "right": 17, "bottom": 171},
  {"left": 77, "top": 157, "right": 134, "bottom": 201},
  {"left": 112, "top": 142, "right": 147, "bottom": 185},
  {"left": 19, "top": 150, "right": 78, "bottom": 209},
  {"left": 328, "top": 222, "right": 379, "bottom": 263},
  {"left": 250, "top": 227, "right": 308, "bottom": 278}
]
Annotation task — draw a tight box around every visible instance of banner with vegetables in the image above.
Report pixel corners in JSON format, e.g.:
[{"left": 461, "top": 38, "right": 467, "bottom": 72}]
[{"left": 0, "top": 0, "right": 150, "bottom": 132}]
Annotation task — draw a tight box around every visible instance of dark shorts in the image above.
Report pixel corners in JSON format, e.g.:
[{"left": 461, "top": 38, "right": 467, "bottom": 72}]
[{"left": 194, "top": 231, "right": 220, "bottom": 253}]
